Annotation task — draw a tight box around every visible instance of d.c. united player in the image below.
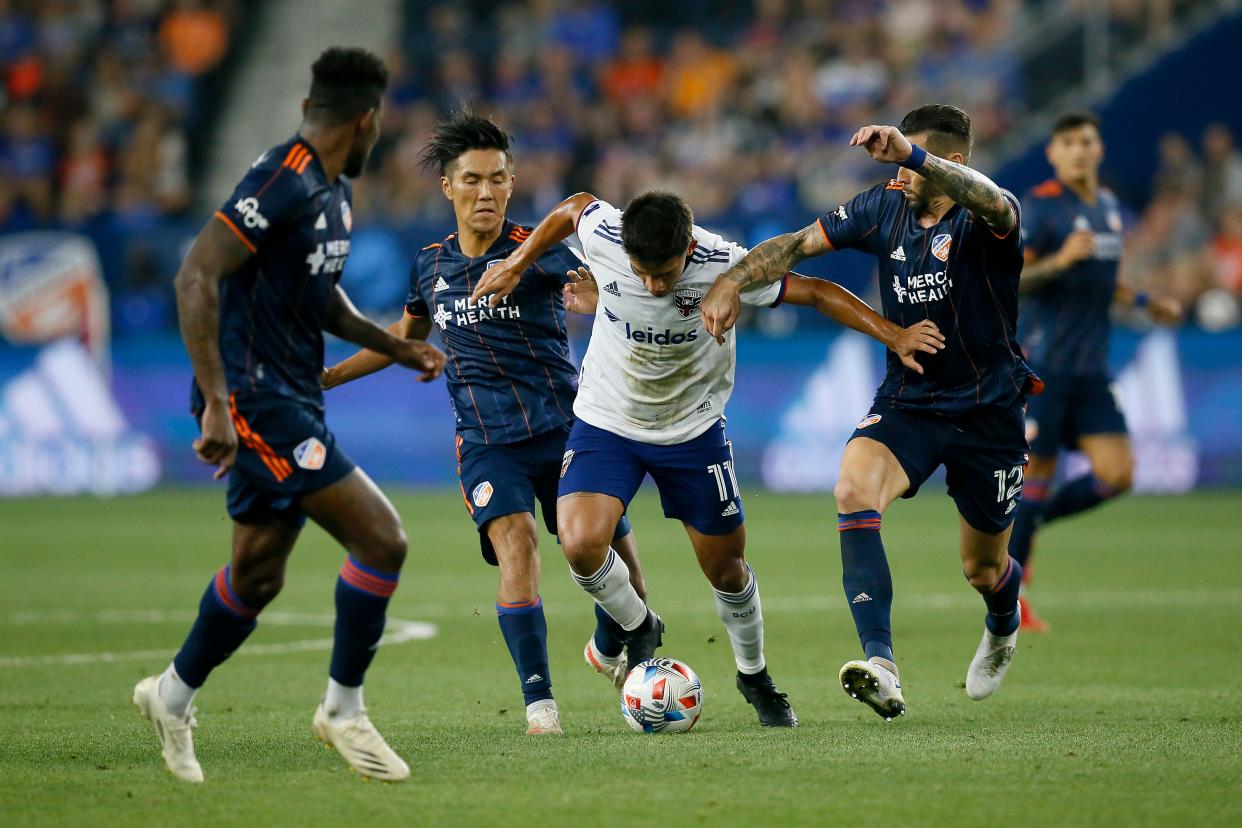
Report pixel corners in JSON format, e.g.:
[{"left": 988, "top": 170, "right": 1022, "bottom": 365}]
[
  {"left": 323, "top": 112, "right": 642, "bottom": 736},
  {"left": 1009, "top": 111, "right": 1180, "bottom": 630},
  {"left": 703, "top": 104, "right": 1037, "bottom": 719},
  {"left": 132, "top": 48, "right": 445, "bottom": 782},
  {"left": 472, "top": 189, "right": 942, "bottom": 728}
]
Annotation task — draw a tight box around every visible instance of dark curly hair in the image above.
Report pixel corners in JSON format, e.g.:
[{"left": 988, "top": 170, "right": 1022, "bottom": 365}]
[{"left": 306, "top": 47, "right": 388, "bottom": 123}]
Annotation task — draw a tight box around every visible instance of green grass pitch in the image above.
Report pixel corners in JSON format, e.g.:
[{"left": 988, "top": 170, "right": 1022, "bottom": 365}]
[{"left": 0, "top": 488, "right": 1238, "bottom": 826}]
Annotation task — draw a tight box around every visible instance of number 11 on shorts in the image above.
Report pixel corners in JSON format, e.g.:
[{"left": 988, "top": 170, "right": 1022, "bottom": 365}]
[{"left": 707, "top": 460, "right": 740, "bottom": 502}]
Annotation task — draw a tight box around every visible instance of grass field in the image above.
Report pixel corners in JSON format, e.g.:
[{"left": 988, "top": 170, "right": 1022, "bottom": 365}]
[{"left": 1, "top": 488, "right": 1238, "bottom": 826}]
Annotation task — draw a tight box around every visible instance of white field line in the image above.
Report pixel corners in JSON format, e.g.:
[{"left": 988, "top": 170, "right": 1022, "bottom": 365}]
[{"left": 0, "top": 610, "right": 436, "bottom": 668}]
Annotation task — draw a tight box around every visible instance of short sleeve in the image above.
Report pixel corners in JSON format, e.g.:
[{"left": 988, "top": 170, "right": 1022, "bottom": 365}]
[
  {"left": 404, "top": 259, "right": 427, "bottom": 318},
  {"left": 214, "top": 161, "right": 304, "bottom": 254},
  {"left": 981, "top": 189, "right": 1023, "bottom": 249},
  {"left": 740, "top": 273, "right": 788, "bottom": 308},
  {"left": 817, "top": 184, "right": 886, "bottom": 254},
  {"left": 574, "top": 198, "right": 623, "bottom": 261}
]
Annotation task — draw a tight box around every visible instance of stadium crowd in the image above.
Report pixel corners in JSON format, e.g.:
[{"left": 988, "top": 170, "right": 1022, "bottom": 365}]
[{"left": 1, "top": 0, "right": 1238, "bottom": 330}]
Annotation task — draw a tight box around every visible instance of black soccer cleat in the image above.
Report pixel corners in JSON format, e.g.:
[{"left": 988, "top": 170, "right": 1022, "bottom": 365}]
[
  {"left": 736, "top": 670, "right": 799, "bottom": 728},
  {"left": 624, "top": 611, "right": 665, "bottom": 673}
]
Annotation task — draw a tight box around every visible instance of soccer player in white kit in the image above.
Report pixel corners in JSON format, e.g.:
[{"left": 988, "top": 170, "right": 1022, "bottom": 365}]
[{"left": 473, "top": 191, "right": 943, "bottom": 727}]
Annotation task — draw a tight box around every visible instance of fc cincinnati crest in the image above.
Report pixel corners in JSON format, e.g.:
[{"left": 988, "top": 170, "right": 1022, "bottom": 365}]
[
  {"left": 340, "top": 201, "right": 352, "bottom": 232},
  {"left": 560, "top": 450, "right": 575, "bottom": 478},
  {"left": 931, "top": 233, "right": 952, "bottom": 262},
  {"left": 673, "top": 287, "right": 703, "bottom": 318},
  {"left": 472, "top": 481, "right": 493, "bottom": 508},
  {"left": 856, "top": 414, "right": 882, "bottom": 430}
]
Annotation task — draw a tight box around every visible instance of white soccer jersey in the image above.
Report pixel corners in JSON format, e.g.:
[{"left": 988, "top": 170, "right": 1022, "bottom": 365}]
[{"left": 566, "top": 199, "right": 786, "bottom": 445}]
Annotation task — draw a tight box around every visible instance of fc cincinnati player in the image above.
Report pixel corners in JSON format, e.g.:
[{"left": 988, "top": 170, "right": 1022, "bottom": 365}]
[
  {"left": 703, "top": 105, "right": 1039, "bottom": 719},
  {"left": 1009, "top": 111, "right": 1181, "bottom": 631},
  {"left": 471, "top": 190, "right": 942, "bottom": 728},
  {"left": 132, "top": 49, "right": 445, "bottom": 783},
  {"left": 323, "top": 112, "right": 642, "bottom": 736}
]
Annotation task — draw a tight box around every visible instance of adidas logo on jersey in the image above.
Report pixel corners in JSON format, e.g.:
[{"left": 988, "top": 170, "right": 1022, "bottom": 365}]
[
  {"left": 433, "top": 276, "right": 450, "bottom": 293},
  {"left": 851, "top": 592, "right": 872, "bottom": 604},
  {"left": 603, "top": 280, "right": 620, "bottom": 297},
  {"left": 314, "top": 212, "right": 327, "bottom": 230},
  {"left": 721, "top": 501, "right": 739, "bottom": 517},
  {"left": 890, "top": 246, "right": 906, "bottom": 262}
]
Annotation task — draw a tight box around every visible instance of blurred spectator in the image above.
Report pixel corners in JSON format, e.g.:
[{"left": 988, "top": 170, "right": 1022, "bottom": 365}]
[
  {"left": 1200, "top": 123, "right": 1242, "bottom": 218},
  {"left": 159, "top": 0, "right": 229, "bottom": 76},
  {"left": 1211, "top": 206, "right": 1242, "bottom": 295}
]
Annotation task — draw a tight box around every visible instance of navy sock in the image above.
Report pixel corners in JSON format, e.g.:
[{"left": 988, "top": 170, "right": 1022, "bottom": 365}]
[
  {"left": 1008, "top": 477, "right": 1050, "bottom": 568},
  {"left": 173, "top": 566, "right": 262, "bottom": 689},
  {"left": 838, "top": 511, "right": 894, "bottom": 662},
  {"left": 592, "top": 602, "right": 625, "bottom": 658},
  {"left": 497, "top": 597, "right": 553, "bottom": 705},
  {"left": 978, "top": 556, "right": 1023, "bottom": 636},
  {"left": 330, "top": 556, "right": 399, "bottom": 687},
  {"left": 1042, "top": 474, "right": 1118, "bottom": 525}
]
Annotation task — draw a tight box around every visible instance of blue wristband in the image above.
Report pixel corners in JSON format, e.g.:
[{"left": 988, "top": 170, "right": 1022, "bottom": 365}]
[
  {"left": 1134, "top": 292, "right": 1150, "bottom": 309},
  {"left": 899, "top": 143, "right": 927, "bottom": 170}
]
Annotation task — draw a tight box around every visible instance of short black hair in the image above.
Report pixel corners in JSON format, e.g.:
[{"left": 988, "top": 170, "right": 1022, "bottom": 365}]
[
  {"left": 1051, "top": 110, "right": 1102, "bottom": 136},
  {"left": 419, "top": 110, "right": 513, "bottom": 176},
  {"left": 898, "top": 104, "right": 973, "bottom": 159},
  {"left": 621, "top": 192, "right": 694, "bottom": 267},
  {"left": 306, "top": 47, "right": 388, "bottom": 123}
]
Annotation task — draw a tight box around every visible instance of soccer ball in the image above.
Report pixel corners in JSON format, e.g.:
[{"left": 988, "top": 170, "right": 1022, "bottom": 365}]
[{"left": 620, "top": 657, "right": 703, "bottom": 734}]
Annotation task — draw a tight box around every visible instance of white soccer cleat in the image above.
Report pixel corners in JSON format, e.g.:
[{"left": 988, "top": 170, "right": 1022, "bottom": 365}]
[
  {"left": 524, "top": 699, "right": 564, "bottom": 736},
  {"left": 965, "top": 627, "right": 1018, "bottom": 700},
  {"left": 584, "top": 637, "right": 627, "bottom": 693},
  {"left": 132, "top": 675, "right": 204, "bottom": 783},
  {"left": 839, "top": 658, "right": 907, "bottom": 721},
  {"left": 312, "top": 703, "right": 411, "bottom": 781}
]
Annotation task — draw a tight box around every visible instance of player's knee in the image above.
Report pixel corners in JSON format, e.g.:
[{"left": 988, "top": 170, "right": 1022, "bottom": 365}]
[
  {"left": 231, "top": 567, "right": 285, "bottom": 607},
  {"left": 1096, "top": 460, "right": 1133, "bottom": 495},
  {"left": 361, "top": 523, "right": 408, "bottom": 573},
  {"left": 963, "top": 558, "right": 1003, "bottom": 592},
  {"left": 834, "top": 473, "right": 878, "bottom": 514},
  {"left": 705, "top": 557, "right": 748, "bottom": 593}
]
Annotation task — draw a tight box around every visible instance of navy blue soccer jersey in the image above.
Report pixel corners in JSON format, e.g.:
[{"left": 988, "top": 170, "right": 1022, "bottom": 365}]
[
  {"left": 818, "top": 179, "right": 1036, "bottom": 414},
  {"left": 405, "top": 220, "right": 580, "bottom": 445},
  {"left": 1018, "top": 179, "right": 1125, "bottom": 375},
  {"left": 195, "top": 136, "right": 353, "bottom": 412}
]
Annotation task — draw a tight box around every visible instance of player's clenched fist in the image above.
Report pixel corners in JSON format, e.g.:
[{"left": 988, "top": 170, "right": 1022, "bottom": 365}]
[
  {"left": 193, "top": 399, "right": 238, "bottom": 479},
  {"left": 563, "top": 266, "right": 598, "bottom": 315},
  {"left": 1055, "top": 229, "right": 1096, "bottom": 268},
  {"left": 701, "top": 278, "right": 742, "bottom": 344},
  {"left": 890, "top": 319, "right": 946, "bottom": 375},
  {"left": 393, "top": 340, "right": 447, "bottom": 382},
  {"left": 850, "top": 125, "right": 914, "bottom": 164},
  {"left": 470, "top": 253, "right": 526, "bottom": 308}
]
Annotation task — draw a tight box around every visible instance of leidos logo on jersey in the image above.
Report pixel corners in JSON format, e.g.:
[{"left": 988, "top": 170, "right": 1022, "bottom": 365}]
[{"left": 624, "top": 323, "right": 698, "bottom": 346}]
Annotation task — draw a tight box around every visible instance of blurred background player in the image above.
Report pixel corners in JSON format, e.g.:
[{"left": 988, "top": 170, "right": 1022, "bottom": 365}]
[
  {"left": 1009, "top": 111, "right": 1182, "bottom": 631},
  {"left": 322, "top": 112, "right": 643, "bottom": 736},
  {"left": 703, "top": 105, "right": 1037, "bottom": 719},
  {"left": 472, "top": 189, "right": 942, "bottom": 728},
  {"left": 132, "top": 48, "right": 445, "bottom": 783}
]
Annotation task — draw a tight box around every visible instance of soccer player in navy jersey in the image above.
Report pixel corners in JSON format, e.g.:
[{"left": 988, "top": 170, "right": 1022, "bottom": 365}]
[
  {"left": 1009, "top": 111, "right": 1181, "bottom": 631},
  {"left": 323, "top": 112, "right": 643, "bottom": 735},
  {"left": 703, "top": 104, "right": 1039, "bottom": 719},
  {"left": 131, "top": 48, "right": 445, "bottom": 783}
]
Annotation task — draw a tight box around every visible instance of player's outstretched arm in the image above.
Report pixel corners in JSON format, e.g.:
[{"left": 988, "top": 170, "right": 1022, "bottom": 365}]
[
  {"left": 175, "top": 217, "right": 257, "bottom": 478},
  {"left": 1114, "top": 281, "right": 1183, "bottom": 325},
  {"left": 323, "top": 286, "right": 446, "bottom": 382},
  {"left": 470, "top": 192, "right": 597, "bottom": 308},
  {"left": 850, "top": 125, "right": 1016, "bottom": 233},
  {"left": 1019, "top": 232, "right": 1095, "bottom": 293},
  {"left": 322, "top": 314, "right": 433, "bottom": 389},
  {"left": 783, "top": 275, "right": 945, "bottom": 374},
  {"left": 701, "top": 224, "right": 829, "bottom": 342}
]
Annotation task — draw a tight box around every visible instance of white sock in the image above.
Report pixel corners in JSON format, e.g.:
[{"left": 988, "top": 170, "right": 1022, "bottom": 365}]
[
  {"left": 157, "top": 663, "right": 196, "bottom": 718},
  {"left": 324, "top": 677, "right": 364, "bottom": 719},
  {"left": 714, "top": 565, "right": 766, "bottom": 674},
  {"left": 571, "top": 547, "right": 647, "bottom": 631}
]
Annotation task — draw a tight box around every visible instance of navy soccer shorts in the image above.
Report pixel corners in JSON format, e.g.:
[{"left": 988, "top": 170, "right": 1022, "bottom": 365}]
[
  {"left": 1024, "top": 371, "right": 1128, "bottom": 456},
  {"left": 456, "top": 423, "right": 632, "bottom": 565},
  {"left": 217, "top": 392, "right": 355, "bottom": 528},
  {"left": 849, "top": 401, "right": 1029, "bottom": 535},
  {"left": 558, "top": 418, "right": 744, "bottom": 537}
]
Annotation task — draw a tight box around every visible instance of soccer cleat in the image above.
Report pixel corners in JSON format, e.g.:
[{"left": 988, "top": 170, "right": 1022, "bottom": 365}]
[
  {"left": 524, "top": 700, "right": 564, "bottom": 736},
  {"left": 584, "top": 637, "right": 627, "bottom": 692},
  {"left": 1019, "top": 596, "right": 1050, "bottom": 632},
  {"left": 839, "top": 658, "right": 906, "bottom": 721},
  {"left": 312, "top": 703, "right": 410, "bottom": 781},
  {"left": 965, "top": 626, "right": 1018, "bottom": 700},
  {"left": 132, "top": 675, "right": 204, "bottom": 783},
  {"left": 624, "top": 610, "right": 665, "bottom": 673},
  {"left": 736, "top": 671, "right": 798, "bottom": 727}
]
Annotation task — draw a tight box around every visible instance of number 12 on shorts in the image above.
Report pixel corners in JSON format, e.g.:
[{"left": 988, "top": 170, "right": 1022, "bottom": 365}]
[
  {"left": 993, "top": 465, "right": 1024, "bottom": 502},
  {"left": 707, "top": 460, "right": 740, "bottom": 502}
]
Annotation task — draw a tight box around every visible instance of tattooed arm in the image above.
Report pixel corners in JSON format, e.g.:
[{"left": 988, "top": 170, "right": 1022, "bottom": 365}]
[
  {"left": 849, "top": 124, "right": 1016, "bottom": 232},
  {"left": 701, "top": 224, "right": 831, "bottom": 341}
]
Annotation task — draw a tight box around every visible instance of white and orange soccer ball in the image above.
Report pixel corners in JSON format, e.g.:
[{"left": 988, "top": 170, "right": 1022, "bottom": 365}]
[{"left": 620, "top": 657, "right": 703, "bottom": 734}]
